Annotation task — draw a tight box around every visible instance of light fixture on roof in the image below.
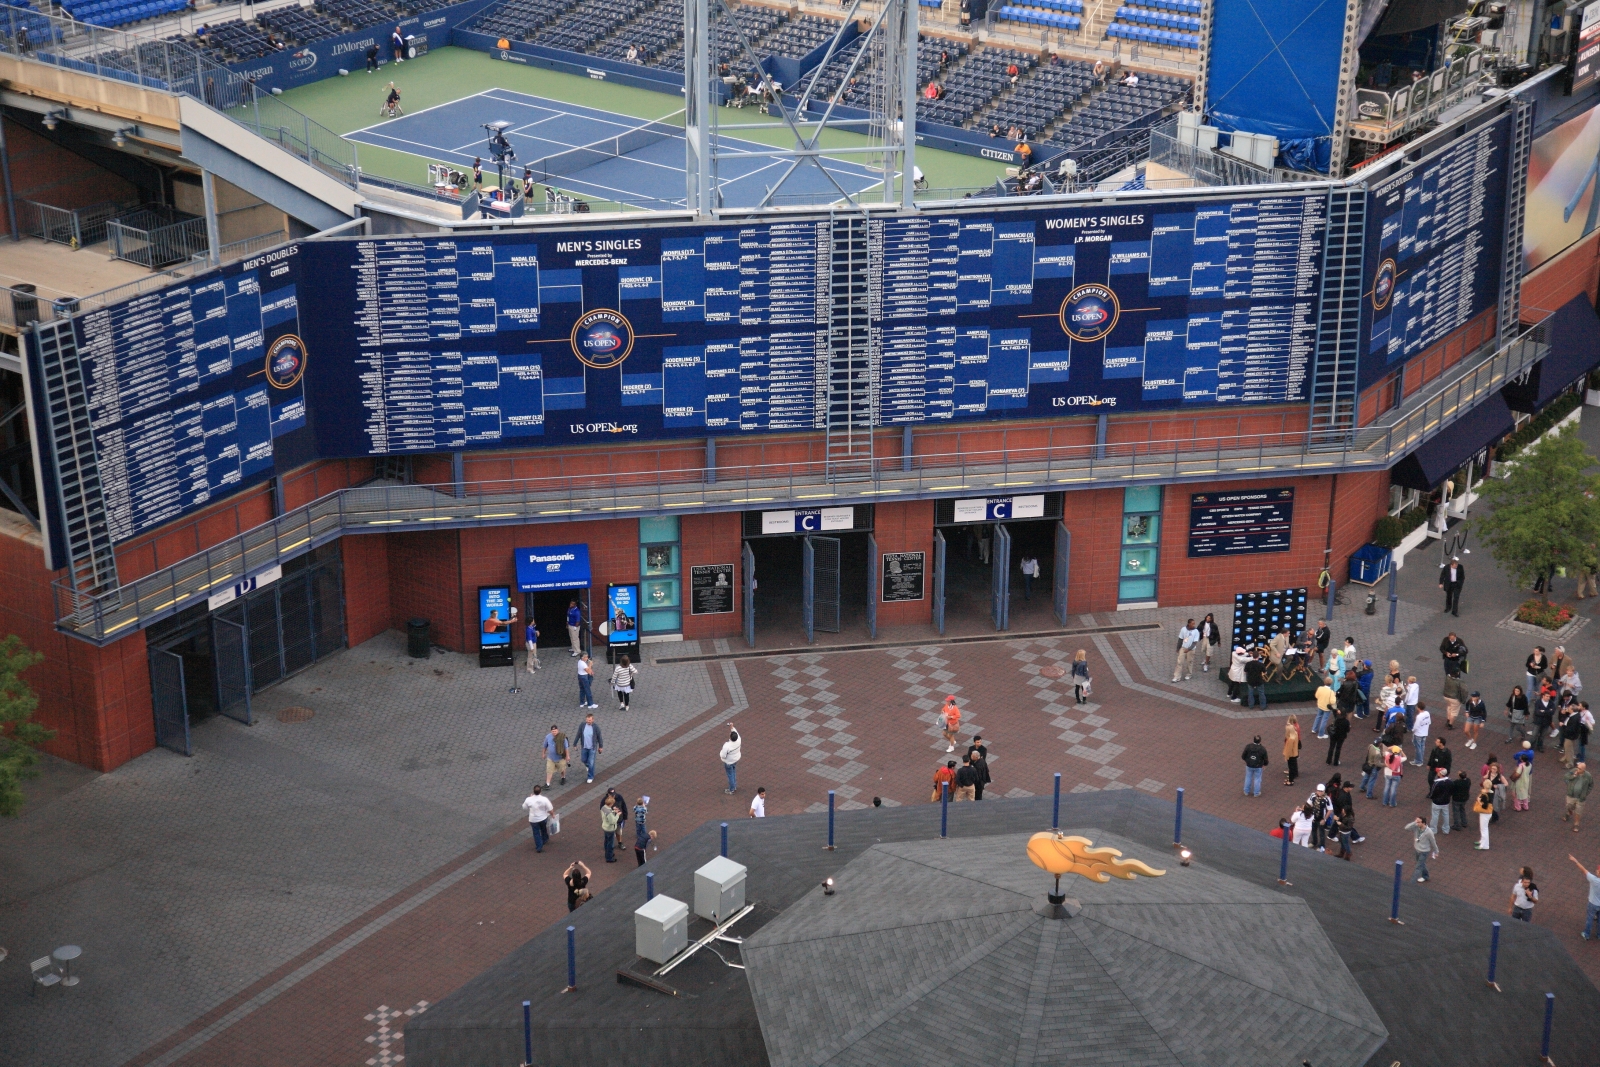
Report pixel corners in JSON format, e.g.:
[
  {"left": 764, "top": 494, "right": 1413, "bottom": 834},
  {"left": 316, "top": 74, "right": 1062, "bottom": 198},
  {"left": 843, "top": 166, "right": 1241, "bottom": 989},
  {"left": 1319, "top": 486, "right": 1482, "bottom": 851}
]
[
  {"left": 822, "top": 877, "right": 835, "bottom": 896},
  {"left": 1179, "top": 849, "right": 1192, "bottom": 867},
  {"left": 111, "top": 126, "right": 135, "bottom": 147},
  {"left": 41, "top": 110, "right": 65, "bottom": 131}
]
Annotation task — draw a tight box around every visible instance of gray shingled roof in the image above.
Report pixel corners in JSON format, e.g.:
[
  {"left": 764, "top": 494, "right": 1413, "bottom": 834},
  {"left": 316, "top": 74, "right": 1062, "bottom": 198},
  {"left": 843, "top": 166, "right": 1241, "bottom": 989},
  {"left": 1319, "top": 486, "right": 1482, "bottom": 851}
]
[{"left": 741, "top": 831, "right": 1388, "bottom": 1067}]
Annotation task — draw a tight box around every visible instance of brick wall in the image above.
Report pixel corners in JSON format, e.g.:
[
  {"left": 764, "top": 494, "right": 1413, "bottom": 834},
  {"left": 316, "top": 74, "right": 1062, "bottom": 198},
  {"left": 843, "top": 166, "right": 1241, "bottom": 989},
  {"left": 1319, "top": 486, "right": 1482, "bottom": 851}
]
[
  {"left": 872, "top": 500, "right": 935, "bottom": 627},
  {"left": 681, "top": 511, "right": 744, "bottom": 641},
  {"left": 342, "top": 533, "right": 390, "bottom": 647},
  {"left": 0, "top": 519, "right": 154, "bottom": 771},
  {"left": 0, "top": 116, "right": 137, "bottom": 237},
  {"left": 386, "top": 530, "right": 463, "bottom": 649},
  {"left": 1522, "top": 228, "right": 1600, "bottom": 319},
  {"left": 1056, "top": 487, "right": 1127, "bottom": 613}
]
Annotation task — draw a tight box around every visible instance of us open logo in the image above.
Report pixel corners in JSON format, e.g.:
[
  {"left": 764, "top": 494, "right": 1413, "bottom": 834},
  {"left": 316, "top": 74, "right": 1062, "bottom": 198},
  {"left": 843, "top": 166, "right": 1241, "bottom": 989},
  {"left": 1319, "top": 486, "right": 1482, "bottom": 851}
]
[
  {"left": 1058, "top": 284, "right": 1120, "bottom": 343},
  {"left": 288, "top": 49, "right": 316, "bottom": 73},
  {"left": 264, "top": 335, "right": 306, "bottom": 389},
  {"left": 571, "top": 309, "right": 634, "bottom": 369},
  {"left": 1371, "top": 258, "right": 1398, "bottom": 311}
]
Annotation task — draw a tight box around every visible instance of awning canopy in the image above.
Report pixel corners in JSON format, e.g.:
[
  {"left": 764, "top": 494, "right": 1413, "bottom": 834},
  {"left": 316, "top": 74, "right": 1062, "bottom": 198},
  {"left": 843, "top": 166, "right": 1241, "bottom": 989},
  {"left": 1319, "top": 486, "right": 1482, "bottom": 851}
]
[
  {"left": 515, "top": 544, "right": 591, "bottom": 591},
  {"left": 1502, "top": 295, "right": 1600, "bottom": 414},
  {"left": 1390, "top": 392, "right": 1514, "bottom": 491}
]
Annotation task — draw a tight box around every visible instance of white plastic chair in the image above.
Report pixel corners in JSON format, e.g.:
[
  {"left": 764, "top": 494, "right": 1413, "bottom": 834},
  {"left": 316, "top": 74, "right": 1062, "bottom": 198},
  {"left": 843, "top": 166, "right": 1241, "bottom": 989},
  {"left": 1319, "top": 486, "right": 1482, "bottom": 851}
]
[{"left": 31, "top": 956, "right": 62, "bottom": 995}]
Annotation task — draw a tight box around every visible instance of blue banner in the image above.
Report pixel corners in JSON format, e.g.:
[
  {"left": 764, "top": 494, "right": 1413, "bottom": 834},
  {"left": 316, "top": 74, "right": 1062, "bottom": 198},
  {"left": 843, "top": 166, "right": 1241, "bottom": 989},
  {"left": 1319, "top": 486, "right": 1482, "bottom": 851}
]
[
  {"left": 515, "top": 544, "right": 592, "bottom": 590},
  {"left": 479, "top": 586, "right": 513, "bottom": 646},
  {"left": 607, "top": 583, "right": 639, "bottom": 644}
]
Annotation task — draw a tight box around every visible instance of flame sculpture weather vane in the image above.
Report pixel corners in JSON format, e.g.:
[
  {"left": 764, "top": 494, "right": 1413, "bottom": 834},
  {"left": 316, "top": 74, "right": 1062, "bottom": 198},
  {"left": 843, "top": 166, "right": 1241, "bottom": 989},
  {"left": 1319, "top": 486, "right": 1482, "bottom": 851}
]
[{"left": 1027, "top": 831, "right": 1165, "bottom": 916}]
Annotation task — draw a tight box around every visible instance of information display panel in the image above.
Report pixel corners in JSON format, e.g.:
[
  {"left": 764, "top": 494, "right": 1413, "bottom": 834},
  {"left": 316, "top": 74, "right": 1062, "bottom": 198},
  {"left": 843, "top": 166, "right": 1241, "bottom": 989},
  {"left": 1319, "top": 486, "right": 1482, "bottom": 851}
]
[
  {"left": 881, "top": 551, "right": 926, "bottom": 602},
  {"left": 690, "top": 564, "right": 736, "bottom": 614},
  {"left": 1187, "top": 487, "right": 1295, "bottom": 557},
  {"left": 1358, "top": 112, "right": 1510, "bottom": 389},
  {"left": 59, "top": 191, "right": 1335, "bottom": 546}
]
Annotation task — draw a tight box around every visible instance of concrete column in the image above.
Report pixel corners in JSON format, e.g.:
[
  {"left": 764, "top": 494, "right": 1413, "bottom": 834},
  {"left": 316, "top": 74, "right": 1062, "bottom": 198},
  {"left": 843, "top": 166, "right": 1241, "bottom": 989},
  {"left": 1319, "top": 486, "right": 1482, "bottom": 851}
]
[
  {"left": 200, "top": 168, "right": 222, "bottom": 267},
  {"left": 1094, "top": 413, "right": 1108, "bottom": 461},
  {"left": 0, "top": 114, "right": 18, "bottom": 242}
]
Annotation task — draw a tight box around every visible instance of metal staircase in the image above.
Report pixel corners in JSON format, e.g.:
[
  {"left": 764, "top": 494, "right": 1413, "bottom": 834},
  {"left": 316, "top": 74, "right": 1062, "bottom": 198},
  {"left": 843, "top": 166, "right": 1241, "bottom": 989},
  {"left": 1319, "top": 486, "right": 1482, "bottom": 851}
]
[{"left": 825, "top": 216, "right": 876, "bottom": 480}]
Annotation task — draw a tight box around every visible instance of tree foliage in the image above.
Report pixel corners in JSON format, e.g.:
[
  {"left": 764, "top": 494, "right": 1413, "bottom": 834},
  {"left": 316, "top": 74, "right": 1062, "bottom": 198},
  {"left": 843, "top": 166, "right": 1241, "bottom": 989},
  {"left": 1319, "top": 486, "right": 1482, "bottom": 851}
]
[
  {"left": 0, "top": 634, "right": 50, "bottom": 818},
  {"left": 1475, "top": 425, "right": 1600, "bottom": 600}
]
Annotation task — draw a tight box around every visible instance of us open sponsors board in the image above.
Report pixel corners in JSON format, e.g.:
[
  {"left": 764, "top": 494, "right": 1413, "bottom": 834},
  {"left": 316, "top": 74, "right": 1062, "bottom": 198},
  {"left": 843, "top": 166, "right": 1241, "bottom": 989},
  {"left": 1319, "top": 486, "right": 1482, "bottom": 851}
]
[
  {"left": 1358, "top": 111, "right": 1510, "bottom": 389},
  {"left": 690, "top": 564, "right": 735, "bottom": 614},
  {"left": 1187, "top": 487, "right": 1294, "bottom": 556},
  {"left": 881, "top": 551, "right": 926, "bottom": 602},
  {"left": 60, "top": 195, "right": 1331, "bottom": 545}
]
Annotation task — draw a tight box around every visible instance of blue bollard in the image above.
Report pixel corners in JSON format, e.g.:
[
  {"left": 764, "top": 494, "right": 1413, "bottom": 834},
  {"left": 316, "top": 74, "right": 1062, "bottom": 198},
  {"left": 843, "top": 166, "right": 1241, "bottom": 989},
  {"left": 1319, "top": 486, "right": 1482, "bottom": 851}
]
[
  {"left": 1387, "top": 567, "right": 1398, "bottom": 636},
  {"left": 827, "top": 790, "right": 835, "bottom": 850},
  {"left": 522, "top": 1000, "right": 532, "bottom": 1065},
  {"left": 1173, "top": 787, "right": 1184, "bottom": 846},
  {"left": 1541, "top": 992, "right": 1554, "bottom": 1059},
  {"left": 1325, "top": 578, "right": 1336, "bottom": 621},
  {"left": 1277, "top": 821, "right": 1291, "bottom": 884},
  {"left": 1487, "top": 921, "right": 1501, "bottom": 989},
  {"left": 1389, "top": 860, "right": 1403, "bottom": 923},
  {"left": 721, "top": 822, "right": 728, "bottom": 858},
  {"left": 566, "top": 926, "right": 576, "bottom": 990},
  {"left": 1052, "top": 772, "right": 1061, "bottom": 829},
  {"left": 941, "top": 782, "right": 949, "bottom": 838},
  {"left": 646, "top": 872, "right": 654, "bottom": 901}
]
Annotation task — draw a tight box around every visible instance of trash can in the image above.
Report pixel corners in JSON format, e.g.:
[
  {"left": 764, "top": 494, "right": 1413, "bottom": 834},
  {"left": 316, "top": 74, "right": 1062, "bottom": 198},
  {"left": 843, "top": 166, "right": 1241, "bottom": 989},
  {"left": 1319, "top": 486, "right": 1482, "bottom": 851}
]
[
  {"left": 9, "top": 283, "right": 38, "bottom": 328},
  {"left": 1347, "top": 544, "right": 1392, "bottom": 586},
  {"left": 407, "top": 618, "right": 431, "bottom": 658}
]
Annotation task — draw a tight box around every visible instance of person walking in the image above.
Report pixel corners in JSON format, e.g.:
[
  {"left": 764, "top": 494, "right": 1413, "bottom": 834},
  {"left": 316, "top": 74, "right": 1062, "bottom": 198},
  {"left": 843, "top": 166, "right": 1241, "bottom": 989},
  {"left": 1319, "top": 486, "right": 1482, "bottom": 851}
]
[
  {"left": 525, "top": 616, "right": 541, "bottom": 673},
  {"left": 1560, "top": 706, "right": 1586, "bottom": 768},
  {"left": 611, "top": 654, "right": 638, "bottom": 710},
  {"left": 940, "top": 696, "right": 962, "bottom": 753},
  {"left": 1565, "top": 761, "right": 1593, "bottom": 831},
  {"left": 1228, "top": 644, "right": 1248, "bottom": 702},
  {"left": 749, "top": 786, "right": 766, "bottom": 817},
  {"left": 566, "top": 599, "right": 583, "bottom": 656},
  {"left": 1326, "top": 709, "right": 1351, "bottom": 766},
  {"left": 1308, "top": 784, "right": 1332, "bottom": 852},
  {"left": 1405, "top": 676, "right": 1421, "bottom": 730},
  {"left": 1439, "top": 554, "right": 1466, "bottom": 615},
  {"left": 1428, "top": 768, "right": 1453, "bottom": 835},
  {"left": 1383, "top": 745, "right": 1405, "bottom": 806},
  {"left": 954, "top": 755, "right": 978, "bottom": 801},
  {"left": 1473, "top": 787, "right": 1494, "bottom": 849},
  {"left": 574, "top": 712, "right": 602, "bottom": 783},
  {"left": 1426, "top": 736, "right": 1453, "bottom": 779},
  {"left": 1289, "top": 803, "right": 1314, "bottom": 847},
  {"left": 932, "top": 760, "right": 957, "bottom": 801},
  {"left": 1173, "top": 619, "right": 1200, "bottom": 681},
  {"left": 1506, "top": 686, "right": 1530, "bottom": 742},
  {"left": 633, "top": 796, "right": 654, "bottom": 866},
  {"left": 720, "top": 728, "right": 742, "bottom": 794},
  {"left": 1409, "top": 817, "right": 1439, "bottom": 881},
  {"left": 1533, "top": 686, "right": 1558, "bottom": 752},
  {"left": 1283, "top": 716, "right": 1302, "bottom": 787},
  {"left": 1199, "top": 612, "right": 1221, "bottom": 672},
  {"left": 1334, "top": 807, "right": 1356, "bottom": 860},
  {"left": 966, "top": 735, "right": 991, "bottom": 800},
  {"left": 1569, "top": 853, "right": 1600, "bottom": 939},
  {"left": 1311, "top": 620, "right": 1331, "bottom": 671},
  {"left": 1312, "top": 675, "right": 1336, "bottom": 738},
  {"left": 1070, "top": 650, "right": 1091, "bottom": 704},
  {"left": 1412, "top": 705, "right": 1432, "bottom": 766},
  {"left": 577, "top": 653, "right": 598, "bottom": 709},
  {"left": 1241, "top": 734, "right": 1269, "bottom": 797},
  {"left": 564, "top": 860, "right": 592, "bottom": 912},
  {"left": 600, "top": 794, "right": 622, "bottom": 862},
  {"left": 1440, "top": 632, "right": 1468, "bottom": 727},
  {"left": 521, "top": 785, "right": 554, "bottom": 852},
  {"left": 1361, "top": 736, "right": 1384, "bottom": 798},
  {"left": 1463, "top": 691, "right": 1488, "bottom": 750},
  {"left": 1451, "top": 770, "right": 1472, "bottom": 831},
  {"left": 1510, "top": 871, "right": 1538, "bottom": 921},
  {"left": 544, "top": 724, "right": 569, "bottom": 786},
  {"left": 1244, "top": 652, "right": 1267, "bottom": 710},
  {"left": 1019, "top": 554, "right": 1039, "bottom": 600},
  {"left": 1512, "top": 743, "right": 1534, "bottom": 810}
]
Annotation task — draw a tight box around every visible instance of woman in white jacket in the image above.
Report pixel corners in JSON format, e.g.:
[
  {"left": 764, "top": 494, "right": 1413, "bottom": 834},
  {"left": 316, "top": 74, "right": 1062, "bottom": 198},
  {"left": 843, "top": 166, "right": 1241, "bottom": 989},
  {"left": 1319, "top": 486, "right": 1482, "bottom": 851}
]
[
  {"left": 720, "top": 728, "right": 742, "bottom": 794},
  {"left": 1228, "top": 645, "right": 1249, "bottom": 703}
]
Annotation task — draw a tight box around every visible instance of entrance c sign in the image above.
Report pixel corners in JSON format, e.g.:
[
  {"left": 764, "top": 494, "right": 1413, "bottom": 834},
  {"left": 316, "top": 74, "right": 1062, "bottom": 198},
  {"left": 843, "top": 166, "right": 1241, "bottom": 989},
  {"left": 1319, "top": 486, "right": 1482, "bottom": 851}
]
[
  {"left": 761, "top": 507, "right": 854, "bottom": 534},
  {"left": 953, "top": 495, "right": 1045, "bottom": 523}
]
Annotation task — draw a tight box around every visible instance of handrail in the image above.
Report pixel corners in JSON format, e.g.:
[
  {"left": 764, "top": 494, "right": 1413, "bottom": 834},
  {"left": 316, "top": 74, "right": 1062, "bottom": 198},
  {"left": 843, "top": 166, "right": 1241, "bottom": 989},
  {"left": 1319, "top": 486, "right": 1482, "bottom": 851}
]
[{"left": 49, "top": 312, "right": 1552, "bottom": 645}]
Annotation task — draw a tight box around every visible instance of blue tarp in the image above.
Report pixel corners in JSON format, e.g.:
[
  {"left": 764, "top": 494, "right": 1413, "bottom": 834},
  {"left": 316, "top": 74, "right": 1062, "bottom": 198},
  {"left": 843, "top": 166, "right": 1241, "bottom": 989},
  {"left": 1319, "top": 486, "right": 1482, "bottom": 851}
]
[{"left": 1205, "top": 0, "right": 1346, "bottom": 171}]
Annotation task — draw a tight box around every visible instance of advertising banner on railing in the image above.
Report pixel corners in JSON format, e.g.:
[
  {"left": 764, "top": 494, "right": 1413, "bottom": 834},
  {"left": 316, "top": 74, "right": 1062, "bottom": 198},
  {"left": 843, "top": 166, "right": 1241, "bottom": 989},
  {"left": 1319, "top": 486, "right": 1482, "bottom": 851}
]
[{"left": 226, "top": 0, "right": 498, "bottom": 93}]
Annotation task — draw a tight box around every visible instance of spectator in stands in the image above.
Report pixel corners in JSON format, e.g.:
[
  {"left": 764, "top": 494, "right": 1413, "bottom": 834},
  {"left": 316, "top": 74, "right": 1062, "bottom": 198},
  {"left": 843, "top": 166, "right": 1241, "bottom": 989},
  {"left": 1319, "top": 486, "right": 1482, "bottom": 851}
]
[
  {"left": 391, "top": 25, "right": 406, "bottom": 64},
  {"left": 1093, "top": 58, "right": 1106, "bottom": 82},
  {"left": 1049, "top": 52, "right": 1062, "bottom": 67},
  {"left": 1015, "top": 140, "right": 1033, "bottom": 167},
  {"left": 626, "top": 44, "right": 639, "bottom": 62},
  {"left": 366, "top": 43, "right": 379, "bottom": 73},
  {"left": 1123, "top": 71, "right": 1139, "bottom": 87},
  {"left": 990, "top": 123, "right": 1002, "bottom": 138},
  {"left": 196, "top": 23, "right": 209, "bottom": 40},
  {"left": 16, "top": 26, "right": 30, "bottom": 54}
]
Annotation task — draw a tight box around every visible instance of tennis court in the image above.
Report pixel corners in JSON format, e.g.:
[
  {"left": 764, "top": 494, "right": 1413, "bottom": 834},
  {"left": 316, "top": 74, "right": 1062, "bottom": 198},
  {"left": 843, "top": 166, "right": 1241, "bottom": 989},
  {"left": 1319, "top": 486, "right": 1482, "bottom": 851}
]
[{"left": 347, "top": 88, "right": 888, "bottom": 210}]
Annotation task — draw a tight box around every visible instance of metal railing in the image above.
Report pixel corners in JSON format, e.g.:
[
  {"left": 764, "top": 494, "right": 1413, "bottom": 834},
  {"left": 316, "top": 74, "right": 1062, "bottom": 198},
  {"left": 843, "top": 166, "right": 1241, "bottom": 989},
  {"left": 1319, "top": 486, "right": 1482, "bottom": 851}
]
[
  {"left": 49, "top": 310, "right": 1553, "bottom": 644},
  {"left": 0, "top": 5, "right": 362, "bottom": 187},
  {"left": 189, "top": 228, "right": 292, "bottom": 266},
  {"left": 107, "top": 210, "right": 209, "bottom": 268},
  {"left": 18, "top": 198, "right": 131, "bottom": 247},
  {"left": 0, "top": 266, "right": 202, "bottom": 331}
]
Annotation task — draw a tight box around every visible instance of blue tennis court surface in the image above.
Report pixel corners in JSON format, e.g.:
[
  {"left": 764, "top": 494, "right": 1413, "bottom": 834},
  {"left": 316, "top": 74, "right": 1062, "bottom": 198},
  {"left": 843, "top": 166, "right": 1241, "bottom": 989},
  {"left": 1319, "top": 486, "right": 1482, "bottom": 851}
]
[{"left": 347, "top": 89, "right": 886, "bottom": 210}]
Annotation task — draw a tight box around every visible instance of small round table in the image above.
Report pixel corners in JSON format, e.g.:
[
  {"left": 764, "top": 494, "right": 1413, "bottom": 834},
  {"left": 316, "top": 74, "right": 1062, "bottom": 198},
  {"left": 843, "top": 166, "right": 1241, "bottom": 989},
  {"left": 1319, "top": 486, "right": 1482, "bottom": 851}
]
[{"left": 52, "top": 945, "right": 81, "bottom": 987}]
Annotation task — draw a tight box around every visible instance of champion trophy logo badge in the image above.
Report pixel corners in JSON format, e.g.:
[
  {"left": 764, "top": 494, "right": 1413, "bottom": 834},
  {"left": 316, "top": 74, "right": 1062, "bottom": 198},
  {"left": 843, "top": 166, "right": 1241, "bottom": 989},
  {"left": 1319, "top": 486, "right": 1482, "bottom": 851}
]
[
  {"left": 264, "top": 335, "right": 307, "bottom": 389},
  {"left": 1371, "top": 258, "right": 1398, "bottom": 311},
  {"left": 1058, "top": 283, "right": 1120, "bottom": 343},
  {"left": 570, "top": 309, "right": 635, "bottom": 369}
]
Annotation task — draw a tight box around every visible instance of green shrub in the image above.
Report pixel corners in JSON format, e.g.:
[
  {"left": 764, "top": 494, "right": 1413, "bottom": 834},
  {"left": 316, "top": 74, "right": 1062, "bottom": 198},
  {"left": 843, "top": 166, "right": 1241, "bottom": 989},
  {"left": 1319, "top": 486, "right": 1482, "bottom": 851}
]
[
  {"left": 1496, "top": 390, "right": 1583, "bottom": 460},
  {"left": 1371, "top": 506, "right": 1429, "bottom": 548}
]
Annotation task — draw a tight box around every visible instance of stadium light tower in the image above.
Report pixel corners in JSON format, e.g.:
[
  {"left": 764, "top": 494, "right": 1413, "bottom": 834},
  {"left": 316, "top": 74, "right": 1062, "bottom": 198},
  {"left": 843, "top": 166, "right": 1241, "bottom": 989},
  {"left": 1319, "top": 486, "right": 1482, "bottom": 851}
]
[{"left": 684, "top": 0, "right": 918, "bottom": 216}]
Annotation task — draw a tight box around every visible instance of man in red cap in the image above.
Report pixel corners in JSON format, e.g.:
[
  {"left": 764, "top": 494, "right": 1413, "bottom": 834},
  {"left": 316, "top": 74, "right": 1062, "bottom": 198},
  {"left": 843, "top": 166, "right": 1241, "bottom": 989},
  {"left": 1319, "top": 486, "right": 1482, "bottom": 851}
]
[{"left": 941, "top": 696, "right": 962, "bottom": 753}]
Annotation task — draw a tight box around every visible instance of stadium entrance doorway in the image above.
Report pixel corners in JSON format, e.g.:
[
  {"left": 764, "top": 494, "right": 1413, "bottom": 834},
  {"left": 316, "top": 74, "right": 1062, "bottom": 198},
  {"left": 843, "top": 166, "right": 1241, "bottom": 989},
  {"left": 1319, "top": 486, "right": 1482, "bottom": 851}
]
[
  {"left": 933, "top": 495, "right": 1066, "bottom": 633},
  {"left": 740, "top": 507, "right": 874, "bottom": 646}
]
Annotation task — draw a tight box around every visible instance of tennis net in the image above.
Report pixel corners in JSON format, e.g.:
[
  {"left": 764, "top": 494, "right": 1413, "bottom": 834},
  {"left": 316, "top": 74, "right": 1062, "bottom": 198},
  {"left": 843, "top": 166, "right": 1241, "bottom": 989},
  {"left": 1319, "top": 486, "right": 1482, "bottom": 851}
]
[{"left": 525, "top": 111, "right": 685, "bottom": 183}]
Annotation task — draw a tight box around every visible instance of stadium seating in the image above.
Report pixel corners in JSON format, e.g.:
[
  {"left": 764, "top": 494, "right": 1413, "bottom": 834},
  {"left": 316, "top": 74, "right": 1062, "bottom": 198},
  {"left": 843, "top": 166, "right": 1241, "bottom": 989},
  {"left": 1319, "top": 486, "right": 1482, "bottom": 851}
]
[
  {"left": 317, "top": 0, "right": 397, "bottom": 31},
  {"left": 534, "top": 0, "right": 654, "bottom": 52},
  {"left": 1037, "top": 72, "right": 1189, "bottom": 152},
  {"left": 640, "top": 4, "right": 787, "bottom": 74},
  {"left": 469, "top": 0, "right": 585, "bottom": 44},
  {"left": 62, "top": 0, "right": 187, "bottom": 29},
  {"left": 2, "top": 0, "right": 55, "bottom": 45},
  {"left": 1104, "top": 3, "right": 1201, "bottom": 49},
  {"left": 188, "top": 18, "right": 280, "bottom": 61},
  {"left": 920, "top": 47, "right": 1034, "bottom": 129},
  {"left": 260, "top": 5, "right": 343, "bottom": 44},
  {"left": 974, "top": 56, "right": 1094, "bottom": 142},
  {"left": 995, "top": 0, "right": 1082, "bottom": 33}
]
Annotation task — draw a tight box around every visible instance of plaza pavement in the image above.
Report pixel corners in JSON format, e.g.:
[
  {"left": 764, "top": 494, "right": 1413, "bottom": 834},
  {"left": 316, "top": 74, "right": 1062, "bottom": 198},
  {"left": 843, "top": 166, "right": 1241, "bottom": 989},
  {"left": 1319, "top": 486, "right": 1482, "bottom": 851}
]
[{"left": 5, "top": 418, "right": 1600, "bottom": 1066}]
